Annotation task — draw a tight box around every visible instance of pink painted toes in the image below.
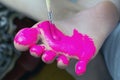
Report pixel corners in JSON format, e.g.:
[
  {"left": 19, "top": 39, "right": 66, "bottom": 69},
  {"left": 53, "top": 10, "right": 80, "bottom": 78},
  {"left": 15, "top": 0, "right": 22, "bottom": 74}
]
[
  {"left": 30, "top": 45, "right": 45, "bottom": 57},
  {"left": 42, "top": 50, "right": 56, "bottom": 64},
  {"left": 57, "top": 55, "right": 69, "bottom": 69},
  {"left": 14, "top": 28, "right": 39, "bottom": 51},
  {"left": 75, "top": 61, "right": 87, "bottom": 75},
  {"left": 13, "top": 21, "right": 96, "bottom": 76}
]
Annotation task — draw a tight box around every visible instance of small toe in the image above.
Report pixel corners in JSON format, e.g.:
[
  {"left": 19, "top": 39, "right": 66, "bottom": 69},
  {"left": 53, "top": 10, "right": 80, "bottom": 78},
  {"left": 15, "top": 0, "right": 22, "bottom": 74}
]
[
  {"left": 57, "top": 55, "right": 69, "bottom": 69},
  {"left": 30, "top": 45, "right": 45, "bottom": 57},
  {"left": 42, "top": 50, "right": 56, "bottom": 64},
  {"left": 75, "top": 60, "right": 87, "bottom": 75}
]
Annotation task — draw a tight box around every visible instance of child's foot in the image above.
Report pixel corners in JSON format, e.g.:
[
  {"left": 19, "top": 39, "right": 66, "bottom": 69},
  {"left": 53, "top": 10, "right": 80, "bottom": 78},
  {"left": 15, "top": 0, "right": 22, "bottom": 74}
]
[{"left": 14, "top": 1, "right": 119, "bottom": 76}]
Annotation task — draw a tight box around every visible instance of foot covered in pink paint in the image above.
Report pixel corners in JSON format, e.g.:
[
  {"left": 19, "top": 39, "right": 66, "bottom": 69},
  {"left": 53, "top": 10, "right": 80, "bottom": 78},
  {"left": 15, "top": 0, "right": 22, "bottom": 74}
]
[{"left": 14, "top": 21, "right": 96, "bottom": 75}]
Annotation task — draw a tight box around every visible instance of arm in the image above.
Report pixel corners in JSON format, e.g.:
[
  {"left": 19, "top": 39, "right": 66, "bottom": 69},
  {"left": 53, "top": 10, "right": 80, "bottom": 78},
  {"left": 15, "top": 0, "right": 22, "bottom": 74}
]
[{"left": 0, "top": 0, "right": 119, "bottom": 21}]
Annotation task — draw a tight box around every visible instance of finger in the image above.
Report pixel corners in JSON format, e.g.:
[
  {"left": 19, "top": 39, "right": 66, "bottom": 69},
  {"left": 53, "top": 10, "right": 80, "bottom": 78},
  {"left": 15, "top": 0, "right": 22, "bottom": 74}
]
[
  {"left": 57, "top": 55, "right": 70, "bottom": 69},
  {"left": 30, "top": 45, "right": 45, "bottom": 57},
  {"left": 42, "top": 50, "right": 56, "bottom": 64},
  {"left": 75, "top": 60, "right": 87, "bottom": 76},
  {"left": 14, "top": 27, "right": 40, "bottom": 51}
]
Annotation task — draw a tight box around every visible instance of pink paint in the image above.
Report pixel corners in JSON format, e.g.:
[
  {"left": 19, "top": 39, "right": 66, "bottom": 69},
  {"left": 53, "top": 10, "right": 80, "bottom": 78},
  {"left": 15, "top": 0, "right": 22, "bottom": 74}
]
[
  {"left": 57, "top": 55, "right": 69, "bottom": 66},
  {"left": 14, "top": 21, "right": 96, "bottom": 75},
  {"left": 42, "top": 50, "right": 56, "bottom": 63},
  {"left": 14, "top": 28, "right": 39, "bottom": 47},
  {"left": 75, "top": 61, "right": 87, "bottom": 75},
  {"left": 30, "top": 45, "right": 45, "bottom": 57},
  {"left": 38, "top": 21, "right": 96, "bottom": 60}
]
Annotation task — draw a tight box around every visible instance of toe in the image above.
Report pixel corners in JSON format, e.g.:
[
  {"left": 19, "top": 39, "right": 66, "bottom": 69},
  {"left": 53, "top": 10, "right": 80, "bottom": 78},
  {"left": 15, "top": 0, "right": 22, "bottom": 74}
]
[
  {"left": 14, "top": 28, "right": 39, "bottom": 51},
  {"left": 75, "top": 60, "right": 87, "bottom": 75},
  {"left": 42, "top": 50, "right": 56, "bottom": 64},
  {"left": 57, "top": 55, "right": 69, "bottom": 69},
  {"left": 30, "top": 45, "right": 45, "bottom": 57}
]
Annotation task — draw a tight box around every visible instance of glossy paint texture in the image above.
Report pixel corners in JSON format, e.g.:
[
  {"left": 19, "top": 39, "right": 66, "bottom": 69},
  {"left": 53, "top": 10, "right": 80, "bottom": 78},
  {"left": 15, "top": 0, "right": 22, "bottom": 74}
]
[{"left": 14, "top": 21, "right": 96, "bottom": 75}]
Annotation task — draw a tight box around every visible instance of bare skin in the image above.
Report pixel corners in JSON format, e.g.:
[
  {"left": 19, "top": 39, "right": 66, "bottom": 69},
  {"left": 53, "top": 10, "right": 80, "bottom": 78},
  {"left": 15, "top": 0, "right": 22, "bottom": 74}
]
[
  {"left": 1, "top": 0, "right": 120, "bottom": 74},
  {"left": 55, "top": 1, "right": 120, "bottom": 55},
  {"left": 2, "top": 0, "right": 118, "bottom": 55},
  {"left": 0, "top": 0, "right": 120, "bottom": 20}
]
